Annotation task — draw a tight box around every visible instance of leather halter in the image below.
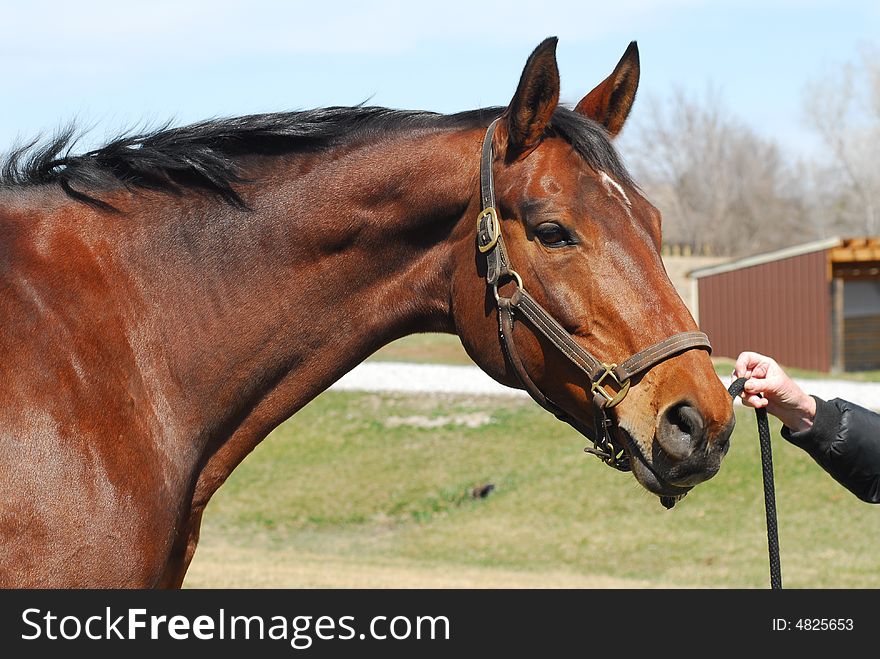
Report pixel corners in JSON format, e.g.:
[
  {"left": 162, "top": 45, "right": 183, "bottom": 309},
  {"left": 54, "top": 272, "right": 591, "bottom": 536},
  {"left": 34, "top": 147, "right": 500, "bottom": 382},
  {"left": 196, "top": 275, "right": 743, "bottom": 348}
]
[{"left": 476, "top": 119, "right": 712, "bottom": 471}]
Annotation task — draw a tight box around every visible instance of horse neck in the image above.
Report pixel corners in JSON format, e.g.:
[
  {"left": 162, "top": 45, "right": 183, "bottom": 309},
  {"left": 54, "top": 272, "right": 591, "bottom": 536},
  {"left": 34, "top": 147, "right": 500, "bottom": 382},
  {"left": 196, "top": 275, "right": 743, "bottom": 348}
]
[{"left": 126, "top": 128, "right": 481, "bottom": 452}]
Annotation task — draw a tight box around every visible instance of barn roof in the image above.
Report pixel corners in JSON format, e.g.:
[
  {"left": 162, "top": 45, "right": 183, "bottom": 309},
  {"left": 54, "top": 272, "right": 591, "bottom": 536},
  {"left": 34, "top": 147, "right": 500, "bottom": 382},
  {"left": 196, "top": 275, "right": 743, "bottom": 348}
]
[{"left": 689, "top": 237, "right": 843, "bottom": 279}]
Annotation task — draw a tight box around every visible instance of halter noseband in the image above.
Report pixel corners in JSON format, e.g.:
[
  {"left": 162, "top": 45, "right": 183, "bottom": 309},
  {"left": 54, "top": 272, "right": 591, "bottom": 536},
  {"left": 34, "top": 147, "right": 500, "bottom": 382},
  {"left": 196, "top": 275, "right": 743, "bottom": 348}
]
[{"left": 477, "top": 119, "right": 712, "bottom": 471}]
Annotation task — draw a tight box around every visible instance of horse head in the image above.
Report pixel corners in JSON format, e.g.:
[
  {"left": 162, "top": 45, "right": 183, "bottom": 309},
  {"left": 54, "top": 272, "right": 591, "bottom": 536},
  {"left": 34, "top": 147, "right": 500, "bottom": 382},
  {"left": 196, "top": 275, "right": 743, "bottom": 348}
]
[{"left": 451, "top": 38, "right": 735, "bottom": 504}]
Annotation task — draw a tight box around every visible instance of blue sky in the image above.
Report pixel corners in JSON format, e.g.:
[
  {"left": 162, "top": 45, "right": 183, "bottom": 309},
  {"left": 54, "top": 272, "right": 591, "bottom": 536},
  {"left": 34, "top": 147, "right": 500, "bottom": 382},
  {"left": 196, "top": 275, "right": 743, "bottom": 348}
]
[{"left": 1, "top": 1, "right": 877, "bottom": 158}]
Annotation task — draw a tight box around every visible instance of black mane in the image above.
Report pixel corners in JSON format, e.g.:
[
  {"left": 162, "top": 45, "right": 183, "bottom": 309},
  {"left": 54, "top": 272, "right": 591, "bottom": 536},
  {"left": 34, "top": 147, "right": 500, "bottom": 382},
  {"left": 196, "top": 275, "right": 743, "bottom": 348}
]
[{"left": 0, "top": 106, "right": 631, "bottom": 210}]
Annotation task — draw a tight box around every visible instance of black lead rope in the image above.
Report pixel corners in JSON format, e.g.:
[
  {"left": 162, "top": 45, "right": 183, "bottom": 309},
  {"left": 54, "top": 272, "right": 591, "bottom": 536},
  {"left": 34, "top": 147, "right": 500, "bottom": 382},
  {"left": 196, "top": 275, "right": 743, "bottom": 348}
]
[{"left": 728, "top": 377, "right": 782, "bottom": 590}]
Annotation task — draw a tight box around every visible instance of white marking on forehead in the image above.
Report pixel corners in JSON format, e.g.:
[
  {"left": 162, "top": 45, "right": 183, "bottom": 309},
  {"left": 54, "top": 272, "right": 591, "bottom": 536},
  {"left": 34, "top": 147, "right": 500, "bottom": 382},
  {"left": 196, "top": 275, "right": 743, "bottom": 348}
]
[{"left": 600, "top": 171, "right": 631, "bottom": 207}]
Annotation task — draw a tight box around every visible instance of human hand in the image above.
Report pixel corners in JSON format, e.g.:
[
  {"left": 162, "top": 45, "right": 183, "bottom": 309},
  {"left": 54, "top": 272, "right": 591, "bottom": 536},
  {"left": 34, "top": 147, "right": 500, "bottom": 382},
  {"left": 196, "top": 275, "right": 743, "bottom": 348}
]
[{"left": 733, "top": 351, "right": 817, "bottom": 432}]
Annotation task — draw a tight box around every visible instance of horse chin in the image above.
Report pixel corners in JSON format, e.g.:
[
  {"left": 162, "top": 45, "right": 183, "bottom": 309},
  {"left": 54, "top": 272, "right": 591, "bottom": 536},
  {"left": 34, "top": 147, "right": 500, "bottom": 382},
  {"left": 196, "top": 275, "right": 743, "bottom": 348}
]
[{"left": 617, "top": 427, "right": 692, "bottom": 504}]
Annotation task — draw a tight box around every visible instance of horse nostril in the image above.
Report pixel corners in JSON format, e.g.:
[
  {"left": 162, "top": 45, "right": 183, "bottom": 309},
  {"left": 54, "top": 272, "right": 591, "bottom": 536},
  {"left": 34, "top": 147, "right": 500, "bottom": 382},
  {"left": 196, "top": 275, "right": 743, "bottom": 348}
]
[{"left": 657, "top": 402, "right": 706, "bottom": 460}]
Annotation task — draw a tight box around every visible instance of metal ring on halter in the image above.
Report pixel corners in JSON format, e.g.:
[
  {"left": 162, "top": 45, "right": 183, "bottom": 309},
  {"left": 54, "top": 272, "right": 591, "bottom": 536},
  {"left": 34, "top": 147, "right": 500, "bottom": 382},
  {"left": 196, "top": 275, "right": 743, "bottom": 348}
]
[{"left": 493, "top": 269, "right": 523, "bottom": 302}]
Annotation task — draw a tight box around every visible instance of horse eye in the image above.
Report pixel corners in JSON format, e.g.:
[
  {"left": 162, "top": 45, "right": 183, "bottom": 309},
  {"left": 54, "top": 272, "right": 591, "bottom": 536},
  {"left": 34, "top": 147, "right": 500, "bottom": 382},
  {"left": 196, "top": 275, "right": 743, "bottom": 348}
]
[{"left": 534, "top": 223, "right": 573, "bottom": 248}]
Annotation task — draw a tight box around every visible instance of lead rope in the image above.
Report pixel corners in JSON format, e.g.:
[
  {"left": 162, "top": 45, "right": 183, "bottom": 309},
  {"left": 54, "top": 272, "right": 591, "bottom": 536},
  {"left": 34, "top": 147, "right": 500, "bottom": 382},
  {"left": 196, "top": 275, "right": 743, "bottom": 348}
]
[{"left": 728, "top": 377, "right": 782, "bottom": 590}]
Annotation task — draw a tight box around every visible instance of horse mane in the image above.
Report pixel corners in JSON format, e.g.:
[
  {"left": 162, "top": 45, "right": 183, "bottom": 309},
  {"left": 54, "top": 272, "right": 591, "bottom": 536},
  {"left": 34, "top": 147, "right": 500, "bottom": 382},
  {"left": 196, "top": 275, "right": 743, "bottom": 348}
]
[{"left": 0, "top": 105, "right": 631, "bottom": 210}]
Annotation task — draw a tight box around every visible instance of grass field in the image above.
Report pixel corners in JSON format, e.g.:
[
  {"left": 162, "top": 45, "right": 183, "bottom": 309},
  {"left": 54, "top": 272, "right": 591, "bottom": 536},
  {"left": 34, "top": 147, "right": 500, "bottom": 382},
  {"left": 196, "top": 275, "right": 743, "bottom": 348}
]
[
  {"left": 368, "top": 333, "right": 475, "bottom": 365},
  {"left": 185, "top": 389, "right": 880, "bottom": 589}
]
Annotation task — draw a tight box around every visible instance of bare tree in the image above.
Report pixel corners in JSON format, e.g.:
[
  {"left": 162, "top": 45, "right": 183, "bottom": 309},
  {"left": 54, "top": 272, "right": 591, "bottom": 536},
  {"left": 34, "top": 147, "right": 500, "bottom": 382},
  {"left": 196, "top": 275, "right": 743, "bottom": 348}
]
[
  {"left": 622, "top": 87, "right": 812, "bottom": 256},
  {"left": 803, "top": 47, "right": 880, "bottom": 236}
]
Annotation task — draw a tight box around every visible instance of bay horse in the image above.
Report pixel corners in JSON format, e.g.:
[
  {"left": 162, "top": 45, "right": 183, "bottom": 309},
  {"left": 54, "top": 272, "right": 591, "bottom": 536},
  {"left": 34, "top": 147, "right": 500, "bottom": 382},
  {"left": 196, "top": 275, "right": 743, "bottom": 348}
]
[{"left": 0, "top": 38, "right": 734, "bottom": 588}]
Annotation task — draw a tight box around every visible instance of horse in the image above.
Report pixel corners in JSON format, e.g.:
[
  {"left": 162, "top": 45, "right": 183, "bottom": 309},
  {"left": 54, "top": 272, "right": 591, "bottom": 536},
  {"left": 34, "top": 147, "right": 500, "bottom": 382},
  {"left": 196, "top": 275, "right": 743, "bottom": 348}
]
[{"left": 0, "top": 38, "right": 735, "bottom": 587}]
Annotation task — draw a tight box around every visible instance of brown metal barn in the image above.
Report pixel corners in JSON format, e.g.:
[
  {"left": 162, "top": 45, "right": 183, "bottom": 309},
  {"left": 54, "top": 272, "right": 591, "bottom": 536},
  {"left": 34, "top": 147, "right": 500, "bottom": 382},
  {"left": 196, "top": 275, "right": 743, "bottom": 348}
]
[{"left": 690, "top": 237, "right": 880, "bottom": 372}]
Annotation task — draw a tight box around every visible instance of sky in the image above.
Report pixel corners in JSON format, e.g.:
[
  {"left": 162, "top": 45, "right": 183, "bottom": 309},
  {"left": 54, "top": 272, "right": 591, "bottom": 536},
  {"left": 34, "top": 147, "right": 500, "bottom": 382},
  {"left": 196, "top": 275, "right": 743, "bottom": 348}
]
[{"left": 1, "top": 1, "right": 878, "bottom": 159}]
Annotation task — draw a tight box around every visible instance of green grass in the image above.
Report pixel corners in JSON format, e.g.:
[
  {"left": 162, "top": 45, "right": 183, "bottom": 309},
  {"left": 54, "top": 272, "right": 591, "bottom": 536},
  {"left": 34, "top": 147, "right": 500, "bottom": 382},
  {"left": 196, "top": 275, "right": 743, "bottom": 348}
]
[
  {"left": 372, "top": 334, "right": 880, "bottom": 381},
  {"left": 189, "top": 390, "right": 880, "bottom": 588},
  {"left": 368, "top": 333, "right": 474, "bottom": 365}
]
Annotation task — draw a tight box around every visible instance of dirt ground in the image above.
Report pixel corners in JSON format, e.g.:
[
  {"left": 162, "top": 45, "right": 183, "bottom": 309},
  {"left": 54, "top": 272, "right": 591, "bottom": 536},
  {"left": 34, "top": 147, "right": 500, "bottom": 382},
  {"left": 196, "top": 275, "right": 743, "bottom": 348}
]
[{"left": 184, "top": 543, "right": 682, "bottom": 589}]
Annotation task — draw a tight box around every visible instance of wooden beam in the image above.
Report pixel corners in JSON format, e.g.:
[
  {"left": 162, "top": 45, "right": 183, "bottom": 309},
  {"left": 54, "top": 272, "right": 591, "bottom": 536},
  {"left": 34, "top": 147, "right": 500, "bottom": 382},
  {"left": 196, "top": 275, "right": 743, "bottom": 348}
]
[
  {"left": 831, "top": 277, "right": 845, "bottom": 373},
  {"left": 830, "top": 247, "right": 880, "bottom": 263}
]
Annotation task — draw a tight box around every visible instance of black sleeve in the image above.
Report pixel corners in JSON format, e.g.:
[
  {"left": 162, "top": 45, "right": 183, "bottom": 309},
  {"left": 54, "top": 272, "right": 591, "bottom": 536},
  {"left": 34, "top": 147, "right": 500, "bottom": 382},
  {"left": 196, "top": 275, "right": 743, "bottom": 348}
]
[{"left": 781, "top": 397, "right": 880, "bottom": 503}]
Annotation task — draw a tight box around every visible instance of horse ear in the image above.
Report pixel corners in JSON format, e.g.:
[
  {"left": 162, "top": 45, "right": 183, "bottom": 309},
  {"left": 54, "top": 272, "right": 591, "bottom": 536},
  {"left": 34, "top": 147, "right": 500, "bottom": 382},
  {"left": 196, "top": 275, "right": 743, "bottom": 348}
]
[
  {"left": 503, "top": 37, "right": 560, "bottom": 159},
  {"left": 575, "top": 41, "right": 640, "bottom": 137}
]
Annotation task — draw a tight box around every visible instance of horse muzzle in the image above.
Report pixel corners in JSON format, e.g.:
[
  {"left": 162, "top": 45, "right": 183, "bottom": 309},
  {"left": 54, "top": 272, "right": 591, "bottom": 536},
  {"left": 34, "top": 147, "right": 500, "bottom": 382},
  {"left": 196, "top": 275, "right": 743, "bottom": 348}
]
[{"left": 620, "top": 401, "right": 735, "bottom": 499}]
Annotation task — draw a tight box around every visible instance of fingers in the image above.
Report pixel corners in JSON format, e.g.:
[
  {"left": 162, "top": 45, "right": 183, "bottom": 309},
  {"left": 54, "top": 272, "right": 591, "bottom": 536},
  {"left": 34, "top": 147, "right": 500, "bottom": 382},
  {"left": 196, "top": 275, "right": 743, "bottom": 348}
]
[
  {"left": 741, "top": 392, "right": 768, "bottom": 409},
  {"left": 733, "top": 351, "right": 756, "bottom": 378},
  {"left": 740, "top": 373, "right": 772, "bottom": 409},
  {"left": 743, "top": 378, "right": 763, "bottom": 394},
  {"left": 734, "top": 350, "right": 767, "bottom": 378},
  {"left": 744, "top": 376, "right": 782, "bottom": 404}
]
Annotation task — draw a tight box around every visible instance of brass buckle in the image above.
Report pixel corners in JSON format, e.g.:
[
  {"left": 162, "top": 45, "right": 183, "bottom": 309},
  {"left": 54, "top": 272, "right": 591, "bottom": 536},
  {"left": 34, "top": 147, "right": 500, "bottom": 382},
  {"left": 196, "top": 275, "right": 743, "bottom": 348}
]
[
  {"left": 477, "top": 207, "right": 500, "bottom": 253},
  {"left": 590, "top": 363, "right": 631, "bottom": 408}
]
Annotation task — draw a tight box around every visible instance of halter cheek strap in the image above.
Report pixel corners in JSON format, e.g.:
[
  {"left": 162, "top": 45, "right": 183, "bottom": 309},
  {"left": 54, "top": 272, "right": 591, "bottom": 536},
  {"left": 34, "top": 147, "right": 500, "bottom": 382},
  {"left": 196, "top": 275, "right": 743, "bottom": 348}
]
[{"left": 477, "top": 119, "right": 712, "bottom": 471}]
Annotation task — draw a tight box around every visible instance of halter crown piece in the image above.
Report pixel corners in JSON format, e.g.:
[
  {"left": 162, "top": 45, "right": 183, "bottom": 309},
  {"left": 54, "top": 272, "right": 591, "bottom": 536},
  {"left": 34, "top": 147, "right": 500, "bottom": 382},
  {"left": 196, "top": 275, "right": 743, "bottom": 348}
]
[{"left": 476, "top": 119, "right": 713, "bottom": 471}]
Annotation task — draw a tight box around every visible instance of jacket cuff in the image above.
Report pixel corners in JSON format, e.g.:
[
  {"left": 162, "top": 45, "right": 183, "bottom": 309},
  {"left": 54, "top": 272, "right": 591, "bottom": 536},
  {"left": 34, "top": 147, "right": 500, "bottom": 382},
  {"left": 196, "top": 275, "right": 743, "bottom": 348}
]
[{"left": 780, "top": 396, "right": 841, "bottom": 456}]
